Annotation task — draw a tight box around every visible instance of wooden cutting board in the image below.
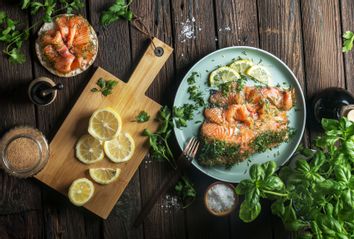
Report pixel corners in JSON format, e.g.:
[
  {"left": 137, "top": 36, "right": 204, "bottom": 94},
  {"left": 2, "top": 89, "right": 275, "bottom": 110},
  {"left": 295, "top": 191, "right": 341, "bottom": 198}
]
[{"left": 35, "top": 38, "right": 173, "bottom": 219}]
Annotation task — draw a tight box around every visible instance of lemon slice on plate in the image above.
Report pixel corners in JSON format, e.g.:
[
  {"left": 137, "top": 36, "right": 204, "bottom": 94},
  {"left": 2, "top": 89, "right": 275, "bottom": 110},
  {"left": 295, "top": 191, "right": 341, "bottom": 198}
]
[
  {"left": 209, "top": 66, "right": 241, "bottom": 86},
  {"left": 88, "top": 107, "right": 122, "bottom": 141},
  {"left": 245, "top": 65, "right": 272, "bottom": 85},
  {"left": 104, "top": 133, "right": 135, "bottom": 163},
  {"left": 89, "top": 168, "right": 121, "bottom": 184},
  {"left": 75, "top": 134, "right": 104, "bottom": 164},
  {"left": 68, "top": 178, "right": 94, "bottom": 206},
  {"left": 229, "top": 59, "right": 254, "bottom": 74}
]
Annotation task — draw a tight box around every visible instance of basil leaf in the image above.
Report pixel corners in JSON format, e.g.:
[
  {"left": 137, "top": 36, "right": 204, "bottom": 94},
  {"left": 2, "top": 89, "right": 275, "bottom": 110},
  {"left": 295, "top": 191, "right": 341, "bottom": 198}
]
[
  {"left": 334, "top": 165, "right": 351, "bottom": 183},
  {"left": 284, "top": 220, "right": 307, "bottom": 232},
  {"left": 245, "top": 187, "right": 260, "bottom": 205},
  {"left": 239, "top": 201, "right": 261, "bottom": 223},
  {"left": 262, "top": 176, "right": 284, "bottom": 192},
  {"left": 235, "top": 179, "right": 253, "bottom": 195},
  {"left": 249, "top": 164, "right": 265, "bottom": 181},
  {"left": 97, "top": 78, "right": 106, "bottom": 88},
  {"left": 271, "top": 199, "right": 285, "bottom": 218},
  {"left": 321, "top": 118, "right": 339, "bottom": 131},
  {"left": 262, "top": 160, "right": 277, "bottom": 177}
]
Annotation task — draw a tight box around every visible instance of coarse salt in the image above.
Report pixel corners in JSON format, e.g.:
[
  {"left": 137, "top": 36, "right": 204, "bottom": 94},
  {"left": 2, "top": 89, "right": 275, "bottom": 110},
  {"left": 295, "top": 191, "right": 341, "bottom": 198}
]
[{"left": 206, "top": 183, "right": 235, "bottom": 214}]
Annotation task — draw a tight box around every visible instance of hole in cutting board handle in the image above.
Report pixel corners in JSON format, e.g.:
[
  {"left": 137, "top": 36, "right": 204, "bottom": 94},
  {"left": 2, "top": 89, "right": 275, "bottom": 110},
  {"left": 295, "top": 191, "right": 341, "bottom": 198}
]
[{"left": 154, "top": 47, "right": 164, "bottom": 57}]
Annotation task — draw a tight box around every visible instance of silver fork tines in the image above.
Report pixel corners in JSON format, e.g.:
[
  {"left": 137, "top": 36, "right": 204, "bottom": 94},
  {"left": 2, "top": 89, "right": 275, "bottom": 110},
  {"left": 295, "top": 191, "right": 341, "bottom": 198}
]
[{"left": 183, "top": 137, "right": 200, "bottom": 159}]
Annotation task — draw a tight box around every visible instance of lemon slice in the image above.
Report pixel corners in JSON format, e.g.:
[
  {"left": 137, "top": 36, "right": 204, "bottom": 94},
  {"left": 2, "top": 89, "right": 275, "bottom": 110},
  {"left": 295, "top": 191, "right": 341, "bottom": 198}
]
[
  {"left": 75, "top": 134, "right": 104, "bottom": 164},
  {"left": 88, "top": 107, "right": 122, "bottom": 141},
  {"left": 229, "top": 59, "right": 254, "bottom": 74},
  {"left": 245, "top": 65, "right": 272, "bottom": 85},
  {"left": 104, "top": 133, "right": 135, "bottom": 163},
  {"left": 68, "top": 178, "right": 94, "bottom": 206},
  {"left": 209, "top": 66, "right": 241, "bottom": 86},
  {"left": 89, "top": 168, "right": 121, "bottom": 184}
]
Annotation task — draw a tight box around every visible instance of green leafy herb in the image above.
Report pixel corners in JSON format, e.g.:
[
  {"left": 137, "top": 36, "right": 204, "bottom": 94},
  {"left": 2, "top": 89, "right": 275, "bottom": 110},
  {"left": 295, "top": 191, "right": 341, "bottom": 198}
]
[
  {"left": 173, "top": 104, "right": 194, "bottom": 128},
  {"left": 236, "top": 117, "right": 354, "bottom": 238},
  {"left": 175, "top": 176, "right": 197, "bottom": 208},
  {"left": 100, "top": 0, "right": 133, "bottom": 25},
  {"left": 342, "top": 31, "right": 354, "bottom": 53},
  {"left": 0, "top": 12, "right": 28, "bottom": 64},
  {"left": 91, "top": 78, "right": 118, "bottom": 96},
  {"left": 143, "top": 106, "right": 197, "bottom": 207},
  {"left": 135, "top": 111, "right": 150, "bottom": 123},
  {"left": 21, "top": 0, "right": 57, "bottom": 22},
  {"left": 59, "top": 0, "right": 85, "bottom": 14}
]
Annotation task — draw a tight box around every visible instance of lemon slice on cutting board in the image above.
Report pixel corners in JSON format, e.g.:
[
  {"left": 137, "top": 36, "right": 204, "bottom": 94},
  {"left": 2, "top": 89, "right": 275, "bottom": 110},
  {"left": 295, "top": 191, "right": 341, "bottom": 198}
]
[
  {"left": 89, "top": 168, "right": 121, "bottom": 184},
  {"left": 229, "top": 59, "right": 254, "bottom": 74},
  {"left": 209, "top": 66, "right": 241, "bottom": 86},
  {"left": 75, "top": 134, "right": 104, "bottom": 164},
  {"left": 88, "top": 107, "right": 122, "bottom": 141},
  {"left": 68, "top": 178, "right": 94, "bottom": 206},
  {"left": 245, "top": 65, "right": 272, "bottom": 85},
  {"left": 104, "top": 133, "right": 135, "bottom": 163}
]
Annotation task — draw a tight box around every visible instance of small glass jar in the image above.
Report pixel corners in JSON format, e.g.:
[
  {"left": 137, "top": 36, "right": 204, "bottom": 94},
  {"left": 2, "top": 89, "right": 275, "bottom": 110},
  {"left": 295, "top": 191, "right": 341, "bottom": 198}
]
[{"left": 0, "top": 126, "right": 49, "bottom": 178}]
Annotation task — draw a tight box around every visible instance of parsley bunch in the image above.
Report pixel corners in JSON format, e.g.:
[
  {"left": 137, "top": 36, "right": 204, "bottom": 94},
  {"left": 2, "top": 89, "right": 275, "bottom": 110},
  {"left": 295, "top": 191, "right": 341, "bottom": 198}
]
[
  {"left": 100, "top": 0, "right": 133, "bottom": 25},
  {"left": 143, "top": 106, "right": 197, "bottom": 207},
  {"left": 236, "top": 117, "right": 354, "bottom": 238},
  {"left": 0, "top": 11, "right": 28, "bottom": 63}
]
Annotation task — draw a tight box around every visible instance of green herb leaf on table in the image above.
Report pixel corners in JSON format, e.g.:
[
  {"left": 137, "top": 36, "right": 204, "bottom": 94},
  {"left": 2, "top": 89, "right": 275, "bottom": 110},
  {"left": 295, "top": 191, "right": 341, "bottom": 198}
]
[
  {"left": 0, "top": 12, "right": 28, "bottom": 64},
  {"left": 342, "top": 31, "right": 354, "bottom": 53},
  {"left": 91, "top": 78, "right": 118, "bottom": 97},
  {"left": 135, "top": 111, "right": 150, "bottom": 123},
  {"left": 100, "top": 0, "right": 133, "bottom": 25},
  {"left": 143, "top": 106, "right": 197, "bottom": 208}
]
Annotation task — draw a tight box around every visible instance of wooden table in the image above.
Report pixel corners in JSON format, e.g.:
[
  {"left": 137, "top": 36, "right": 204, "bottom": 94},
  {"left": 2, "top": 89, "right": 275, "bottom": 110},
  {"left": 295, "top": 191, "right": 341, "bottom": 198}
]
[{"left": 0, "top": 0, "right": 352, "bottom": 238}]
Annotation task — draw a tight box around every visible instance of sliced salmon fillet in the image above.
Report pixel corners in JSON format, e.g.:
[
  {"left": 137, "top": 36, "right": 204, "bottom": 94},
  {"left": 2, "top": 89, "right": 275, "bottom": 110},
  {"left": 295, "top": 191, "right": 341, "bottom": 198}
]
[
  {"left": 55, "top": 16, "right": 69, "bottom": 40},
  {"left": 198, "top": 81, "right": 294, "bottom": 167},
  {"left": 39, "top": 15, "right": 96, "bottom": 74}
]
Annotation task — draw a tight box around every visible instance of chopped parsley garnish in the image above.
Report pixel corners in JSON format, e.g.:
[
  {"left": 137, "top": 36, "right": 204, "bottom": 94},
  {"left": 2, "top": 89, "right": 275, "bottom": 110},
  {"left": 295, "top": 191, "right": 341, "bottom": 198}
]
[
  {"left": 173, "top": 104, "right": 194, "bottom": 128},
  {"left": 187, "top": 85, "right": 204, "bottom": 107},
  {"left": 135, "top": 111, "right": 150, "bottom": 123}
]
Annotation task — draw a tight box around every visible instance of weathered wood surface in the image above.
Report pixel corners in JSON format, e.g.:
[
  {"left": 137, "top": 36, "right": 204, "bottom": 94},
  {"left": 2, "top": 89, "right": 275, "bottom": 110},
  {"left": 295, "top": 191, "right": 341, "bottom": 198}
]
[{"left": 0, "top": 0, "right": 352, "bottom": 238}]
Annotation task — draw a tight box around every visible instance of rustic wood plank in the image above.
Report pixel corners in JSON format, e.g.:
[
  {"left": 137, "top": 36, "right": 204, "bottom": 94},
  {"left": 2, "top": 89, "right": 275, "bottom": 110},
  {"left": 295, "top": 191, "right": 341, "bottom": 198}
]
[
  {"left": 213, "top": 0, "right": 274, "bottom": 238},
  {"left": 300, "top": 0, "right": 345, "bottom": 98},
  {"left": 129, "top": 0, "right": 186, "bottom": 238},
  {"left": 0, "top": 211, "right": 43, "bottom": 239},
  {"left": 170, "top": 1, "right": 231, "bottom": 238},
  {"left": 257, "top": 0, "right": 307, "bottom": 237},
  {"left": 340, "top": 0, "right": 354, "bottom": 92},
  {"left": 28, "top": 2, "right": 100, "bottom": 238},
  {"left": 0, "top": 1, "right": 43, "bottom": 237},
  {"left": 214, "top": 0, "right": 259, "bottom": 48},
  {"left": 87, "top": 1, "right": 143, "bottom": 238}
]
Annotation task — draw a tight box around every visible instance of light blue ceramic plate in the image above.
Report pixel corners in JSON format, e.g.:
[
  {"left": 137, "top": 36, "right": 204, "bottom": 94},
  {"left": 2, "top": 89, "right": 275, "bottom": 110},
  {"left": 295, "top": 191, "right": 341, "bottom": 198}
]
[{"left": 173, "top": 46, "right": 306, "bottom": 183}]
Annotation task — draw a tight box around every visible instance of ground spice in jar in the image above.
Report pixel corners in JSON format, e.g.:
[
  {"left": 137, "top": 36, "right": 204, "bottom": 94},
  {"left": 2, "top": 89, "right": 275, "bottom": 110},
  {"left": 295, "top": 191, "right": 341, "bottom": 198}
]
[
  {"left": 6, "top": 137, "right": 41, "bottom": 170},
  {"left": 0, "top": 126, "right": 49, "bottom": 178}
]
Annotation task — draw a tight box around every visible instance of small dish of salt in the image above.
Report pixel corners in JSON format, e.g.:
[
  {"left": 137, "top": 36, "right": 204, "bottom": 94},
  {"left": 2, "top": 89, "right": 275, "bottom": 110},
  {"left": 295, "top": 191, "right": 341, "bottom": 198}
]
[{"left": 204, "top": 182, "right": 238, "bottom": 216}]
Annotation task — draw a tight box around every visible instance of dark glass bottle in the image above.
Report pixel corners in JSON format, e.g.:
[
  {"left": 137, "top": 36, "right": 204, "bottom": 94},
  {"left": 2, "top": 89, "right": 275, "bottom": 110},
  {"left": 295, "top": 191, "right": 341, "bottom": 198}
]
[{"left": 310, "top": 87, "right": 354, "bottom": 128}]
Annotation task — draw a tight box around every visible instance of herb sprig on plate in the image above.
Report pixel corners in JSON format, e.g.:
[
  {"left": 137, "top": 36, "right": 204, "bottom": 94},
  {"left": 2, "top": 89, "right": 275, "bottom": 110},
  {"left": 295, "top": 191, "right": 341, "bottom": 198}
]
[{"left": 236, "top": 117, "right": 354, "bottom": 238}]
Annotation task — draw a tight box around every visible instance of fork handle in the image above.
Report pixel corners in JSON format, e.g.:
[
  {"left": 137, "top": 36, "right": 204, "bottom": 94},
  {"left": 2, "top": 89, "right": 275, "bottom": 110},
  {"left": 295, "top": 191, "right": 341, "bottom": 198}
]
[{"left": 133, "top": 168, "right": 182, "bottom": 227}]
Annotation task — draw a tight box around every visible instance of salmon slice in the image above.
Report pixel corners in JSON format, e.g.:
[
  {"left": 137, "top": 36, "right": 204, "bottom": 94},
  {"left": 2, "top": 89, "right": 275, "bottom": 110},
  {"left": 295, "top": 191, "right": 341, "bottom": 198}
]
[
  {"left": 43, "top": 45, "right": 59, "bottom": 62},
  {"left": 55, "top": 16, "right": 69, "bottom": 41},
  {"left": 54, "top": 54, "right": 75, "bottom": 73},
  {"left": 204, "top": 108, "right": 224, "bottom": 125},
  {"left": 69, "top": 16, "right": 91, "bottom": 46}
]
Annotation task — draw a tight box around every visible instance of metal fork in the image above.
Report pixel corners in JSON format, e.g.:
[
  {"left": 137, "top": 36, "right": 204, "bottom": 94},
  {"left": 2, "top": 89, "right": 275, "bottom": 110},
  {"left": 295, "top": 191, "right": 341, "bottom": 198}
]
[{"left": 133, "top": 137, "right": 200, "bottom": 227}]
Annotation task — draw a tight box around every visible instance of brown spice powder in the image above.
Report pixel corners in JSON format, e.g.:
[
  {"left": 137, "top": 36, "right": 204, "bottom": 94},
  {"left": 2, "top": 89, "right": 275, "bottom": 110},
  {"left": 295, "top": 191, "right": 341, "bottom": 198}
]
[{"left": 6, "top": 137, "right": 40, "bottom": 170}]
